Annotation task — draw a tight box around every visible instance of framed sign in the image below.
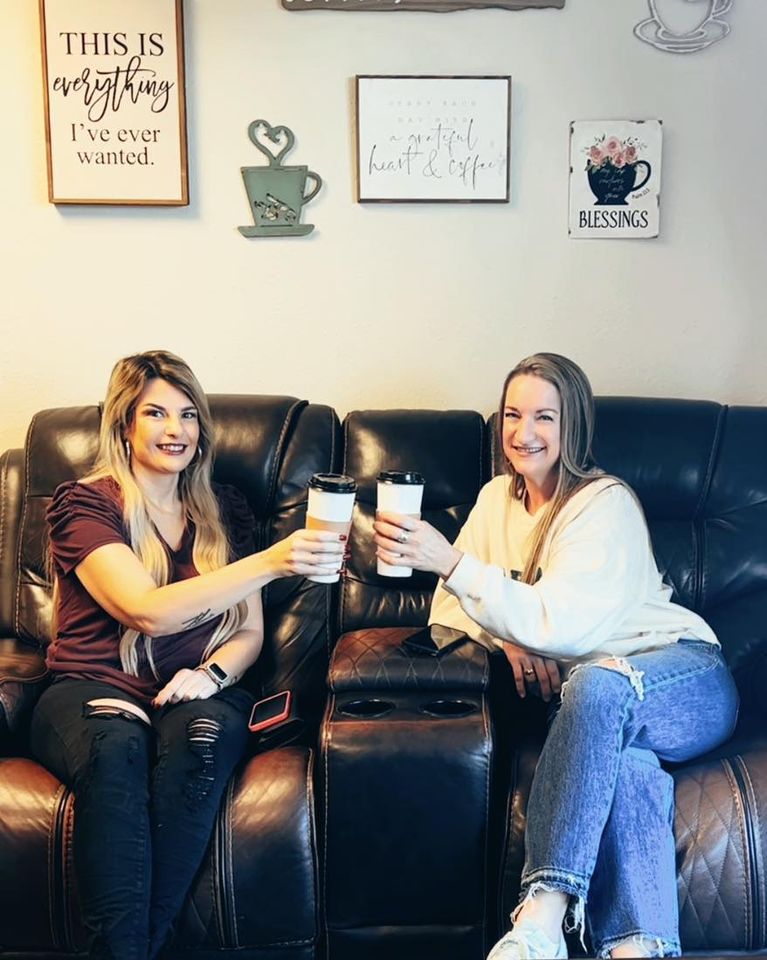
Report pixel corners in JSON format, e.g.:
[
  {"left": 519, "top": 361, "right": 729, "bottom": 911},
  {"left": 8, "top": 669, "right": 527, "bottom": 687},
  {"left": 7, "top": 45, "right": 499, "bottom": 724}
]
[
  {"left": 39, "top": 0, "right": 188, "bottom": 205},
  {"left": 355, "top": 75, "right": 511, "bottom": 203},
  {"left": 284, "top": 0, "right": 563, "bottom": 10},
  {"left": 568, "top": 120, "right": 663, "bottom": 239}
]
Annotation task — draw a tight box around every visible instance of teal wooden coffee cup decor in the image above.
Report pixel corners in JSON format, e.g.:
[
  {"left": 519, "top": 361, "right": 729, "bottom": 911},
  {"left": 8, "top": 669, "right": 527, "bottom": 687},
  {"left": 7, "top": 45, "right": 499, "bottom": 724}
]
[{"left": 239, "top": 120, "right": 322, "bottom": 238}]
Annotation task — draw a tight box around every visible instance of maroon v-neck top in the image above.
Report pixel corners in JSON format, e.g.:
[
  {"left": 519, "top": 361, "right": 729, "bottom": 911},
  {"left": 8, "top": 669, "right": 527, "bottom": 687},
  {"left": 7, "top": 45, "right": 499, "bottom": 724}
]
[{"left": 46, "top": 476, "right": 255, "bottom": 703}]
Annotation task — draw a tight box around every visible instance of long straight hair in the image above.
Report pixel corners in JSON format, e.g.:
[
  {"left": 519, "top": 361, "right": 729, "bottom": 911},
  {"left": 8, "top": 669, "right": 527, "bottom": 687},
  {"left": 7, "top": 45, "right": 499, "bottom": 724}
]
[
  {"left": 498, "top": 352, "right": 610, "bottom": 584},
  {"left": 78, "top": 351, "right": 245, "bottom": 675}
]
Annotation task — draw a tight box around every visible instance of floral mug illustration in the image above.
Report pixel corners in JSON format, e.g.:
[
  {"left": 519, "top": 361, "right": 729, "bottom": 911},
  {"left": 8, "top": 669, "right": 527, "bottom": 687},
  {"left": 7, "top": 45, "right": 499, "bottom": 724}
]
[{"left": 586, "top": 136, "right": 651, "bottom": 206}]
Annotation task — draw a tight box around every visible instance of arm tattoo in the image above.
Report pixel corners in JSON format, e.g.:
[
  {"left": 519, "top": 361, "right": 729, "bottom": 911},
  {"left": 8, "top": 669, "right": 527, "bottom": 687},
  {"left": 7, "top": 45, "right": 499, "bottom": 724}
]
[{"left": 182, "top": 609, "right": 213, "bottom": 628}]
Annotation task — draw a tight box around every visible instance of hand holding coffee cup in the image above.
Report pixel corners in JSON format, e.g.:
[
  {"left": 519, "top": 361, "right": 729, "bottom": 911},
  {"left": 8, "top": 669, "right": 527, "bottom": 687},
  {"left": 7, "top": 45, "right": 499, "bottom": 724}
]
[
  {"left": 305, "top": 473, "right": 357, "bottom": 583},
  {"left": 375, "top": 472, "right": 424, "bottom": 577},
  {"left": 267, "top": 527, "right": 346, "bottom": 581},
  {"left": 373, "top": 476, "right": 463, "bottom": 581}
]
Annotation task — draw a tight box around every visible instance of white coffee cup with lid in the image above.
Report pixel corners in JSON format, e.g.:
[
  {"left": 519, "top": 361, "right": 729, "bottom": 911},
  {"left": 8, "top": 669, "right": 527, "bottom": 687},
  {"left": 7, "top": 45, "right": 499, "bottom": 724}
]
[
  {"left": 306, "top": 473, "right": 357, "bottom": 583},
  {"left": 376, "top": 471, "right": 425, "bottom": 578}
]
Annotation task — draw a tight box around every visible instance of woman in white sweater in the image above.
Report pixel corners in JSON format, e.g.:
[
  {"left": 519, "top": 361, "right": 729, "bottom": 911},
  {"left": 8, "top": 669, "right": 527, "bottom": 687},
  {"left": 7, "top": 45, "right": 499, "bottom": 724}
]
[{"left": 373, "top": 353, "right": 738, "bottom": 960}]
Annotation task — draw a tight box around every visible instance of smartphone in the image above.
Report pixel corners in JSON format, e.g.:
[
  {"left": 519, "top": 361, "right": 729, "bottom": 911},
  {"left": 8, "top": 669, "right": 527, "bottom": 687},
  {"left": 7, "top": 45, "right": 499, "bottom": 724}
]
[
  {"left": 401, "top": 624, "right": 469, "bottom": 658},
  {"left": 248, "top": 690, "right": 292, "bottom": 733}
]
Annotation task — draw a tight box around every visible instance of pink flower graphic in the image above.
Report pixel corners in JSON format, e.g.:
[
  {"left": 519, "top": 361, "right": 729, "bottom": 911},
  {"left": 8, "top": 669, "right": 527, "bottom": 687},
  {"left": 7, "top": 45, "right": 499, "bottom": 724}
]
[
  {"left": 589, "top": 145, "right": 605, "bottom": 165},
  {"left": 585, "top": 134, "right": 644, "bottom": 171}
]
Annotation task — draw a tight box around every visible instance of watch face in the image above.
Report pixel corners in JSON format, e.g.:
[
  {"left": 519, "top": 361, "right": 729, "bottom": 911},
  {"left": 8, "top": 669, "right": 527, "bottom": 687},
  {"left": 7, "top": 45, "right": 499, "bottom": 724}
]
[{"left": 208, "top": 662, "right": 227, "bottom": 682}]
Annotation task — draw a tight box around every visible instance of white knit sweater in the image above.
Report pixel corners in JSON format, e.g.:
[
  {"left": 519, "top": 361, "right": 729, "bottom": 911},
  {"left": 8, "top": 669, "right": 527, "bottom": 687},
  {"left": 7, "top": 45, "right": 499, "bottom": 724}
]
[{"left": 429, "top": 475, "right": 717, "bottom": 663}]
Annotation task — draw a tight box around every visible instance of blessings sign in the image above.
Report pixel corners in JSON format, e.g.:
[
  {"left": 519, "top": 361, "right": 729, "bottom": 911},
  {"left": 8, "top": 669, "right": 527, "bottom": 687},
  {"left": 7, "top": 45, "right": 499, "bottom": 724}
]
[
  {"left": 283, "top": 0, "right": 564, "bottom": 10},
  {"left": 568, "top": 120, "right": 663, "bottom": 239}
]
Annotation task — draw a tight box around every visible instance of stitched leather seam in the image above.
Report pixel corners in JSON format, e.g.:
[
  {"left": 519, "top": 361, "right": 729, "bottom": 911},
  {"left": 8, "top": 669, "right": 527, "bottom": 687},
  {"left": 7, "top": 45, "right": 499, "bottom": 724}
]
[
  {"left": 46, "top": 782, "right": 57, "bottom": 947},
  {"left": 15, "top": 412, "right": 39, "bottom": 640},
  {"left": 304, "top": 748, "right": 320, "bottom": 942},
  {"left": 476, "top": 411, "right": 483, "bottom": 492},
  {"left": 0, "top": 453, "right": 8, "bottom": 601},
  {"left": 225, "top": 777, "right": 238, "bottom": 948},
  {"left": 695, "top": 405, "right": 726, "bottom": 609},
  {"left": 62, "top": 788, "right": 75, "bottom": 950},
  {"left": 266, "top": 399, "right": 308, "bottom": 520},
  {"left": 211, "top": 800, "right": 225, "bottom": 947},
  {"left": 497, "top": 747, "right": 520, "bottom": 928},
  {"left": 338, "top": 415, "right": 351, "bottom": 636},
  {"left": 0, "top": 667, "right": 48, "bottom": 683},
  {"left": 327, "top": 405, "right": 338, "bottom": 654},
  {"left": 322, "top": 696, "right": 334, "bottom": 958},
  {"left": 480, "top": 695, "right": 491, "bottom": 951},
  {"left": 736, "top": 756, "right": 765, "bottom": 948},
  {"left": 48, "top": 782, "right": 68, "bottom": 950},
  {"left": 722, "top": 757, "right": 751, "bottom": 945}
]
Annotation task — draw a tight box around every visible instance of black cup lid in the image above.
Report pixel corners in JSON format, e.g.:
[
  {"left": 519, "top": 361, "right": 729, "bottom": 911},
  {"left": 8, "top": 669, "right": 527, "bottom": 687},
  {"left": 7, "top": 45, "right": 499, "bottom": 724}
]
[
  {"left": 308, "top": 473, "right": 357, "bottom": 493},
  {"left": 377, "top": 471, "right": 425, "bottom": 485}
]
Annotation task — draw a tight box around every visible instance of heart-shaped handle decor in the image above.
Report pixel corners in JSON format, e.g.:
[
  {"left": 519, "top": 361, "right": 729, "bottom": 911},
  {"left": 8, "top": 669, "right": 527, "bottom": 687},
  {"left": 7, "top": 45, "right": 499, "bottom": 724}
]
[{"left": 248, "top": 119, "right": 295, "bottom": 167}]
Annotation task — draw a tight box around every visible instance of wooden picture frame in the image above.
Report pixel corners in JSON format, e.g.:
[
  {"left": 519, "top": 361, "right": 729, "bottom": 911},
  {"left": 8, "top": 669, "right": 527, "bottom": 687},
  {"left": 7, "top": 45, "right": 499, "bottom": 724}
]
[
  {"left": 284, "top": 1, "right": 564, "bottom": 11},
  {"left": 355, "top": 75, "right": 511, "bottom": 203},
  {"left": 39, "top": 0, "right": 188, "bottom": 205}
]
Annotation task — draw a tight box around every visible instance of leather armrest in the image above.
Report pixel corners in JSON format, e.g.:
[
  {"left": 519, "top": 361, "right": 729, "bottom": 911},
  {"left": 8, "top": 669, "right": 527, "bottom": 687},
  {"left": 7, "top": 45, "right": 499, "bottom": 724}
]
[
  {"left": 329, "top": 626, "right": 489, "bottom": 693},
  {"left": 0, "top": 637, "right": 48, "bottom": 746}
]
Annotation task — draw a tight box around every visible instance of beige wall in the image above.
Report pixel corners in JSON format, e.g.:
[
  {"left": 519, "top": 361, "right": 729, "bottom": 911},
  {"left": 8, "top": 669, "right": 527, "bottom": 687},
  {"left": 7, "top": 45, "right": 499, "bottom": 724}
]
[{"left": 2, "top": 0, "right": 764, "bottom": 452}]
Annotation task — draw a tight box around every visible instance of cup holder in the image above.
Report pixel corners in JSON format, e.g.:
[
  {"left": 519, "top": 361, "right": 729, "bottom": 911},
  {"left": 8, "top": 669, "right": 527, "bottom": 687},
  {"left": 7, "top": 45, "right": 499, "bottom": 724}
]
[
  {"left": 337, "top": 698, "right": 395, "bottom": 719},
  {"left": 419, "top": 699, "right": 478, "bottom": 719}
]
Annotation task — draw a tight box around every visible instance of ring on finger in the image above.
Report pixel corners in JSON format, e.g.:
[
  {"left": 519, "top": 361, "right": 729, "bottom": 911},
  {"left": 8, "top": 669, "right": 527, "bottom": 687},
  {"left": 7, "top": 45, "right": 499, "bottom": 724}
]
[
  {"left": 524, "top": 668, "right": 535, "bottom": 677},
  {"left": 398, "top": 531, "right": 409, "bottom": 544}
]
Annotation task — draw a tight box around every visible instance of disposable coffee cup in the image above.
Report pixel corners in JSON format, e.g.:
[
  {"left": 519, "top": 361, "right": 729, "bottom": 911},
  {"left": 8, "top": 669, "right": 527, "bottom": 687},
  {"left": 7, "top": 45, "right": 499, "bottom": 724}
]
[
  {"left": 306, "top": 473, "right": 357, "bottom": 584},
  {"left": 376, "top": 471, "right": 425, "bottom": 578}
]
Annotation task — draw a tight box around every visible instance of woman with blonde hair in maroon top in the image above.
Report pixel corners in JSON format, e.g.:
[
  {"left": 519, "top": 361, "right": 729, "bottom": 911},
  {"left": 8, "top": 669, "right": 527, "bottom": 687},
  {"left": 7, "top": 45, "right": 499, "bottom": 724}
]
[{"left": 31, "top": 350, "right": 344, "bottom": 960}]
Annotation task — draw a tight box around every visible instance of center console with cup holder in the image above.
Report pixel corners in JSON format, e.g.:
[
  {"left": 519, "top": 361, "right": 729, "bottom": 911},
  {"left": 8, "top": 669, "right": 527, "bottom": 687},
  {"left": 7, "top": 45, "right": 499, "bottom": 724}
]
[{"left": 320, "top": 626, "right": 493, "bottom": 960}]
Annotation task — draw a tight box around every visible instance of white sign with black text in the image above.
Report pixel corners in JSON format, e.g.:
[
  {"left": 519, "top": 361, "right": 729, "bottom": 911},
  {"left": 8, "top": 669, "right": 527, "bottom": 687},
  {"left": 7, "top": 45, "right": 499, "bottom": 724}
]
[
  {"left": 569, "top": 120, "right": 662, "bottom": 239},
  {"left": 40, "top": 0, "right": 188, "bottom": 204}
]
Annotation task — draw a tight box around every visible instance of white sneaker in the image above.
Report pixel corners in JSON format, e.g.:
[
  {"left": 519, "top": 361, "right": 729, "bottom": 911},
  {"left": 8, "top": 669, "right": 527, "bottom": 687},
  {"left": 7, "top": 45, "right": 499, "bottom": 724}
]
[{"left": 486, "top": 917, "right": 568, "bottom": 960}]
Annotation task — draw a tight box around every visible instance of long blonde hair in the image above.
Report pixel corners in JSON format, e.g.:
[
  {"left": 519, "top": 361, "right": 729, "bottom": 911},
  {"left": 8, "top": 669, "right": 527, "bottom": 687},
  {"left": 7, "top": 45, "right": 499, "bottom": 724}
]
[
  {"left": 499, "top": 353, "right": 610, "bottom": 584},
  {"left": 81, "top": 350, "right": 245, "bottom": 676}
]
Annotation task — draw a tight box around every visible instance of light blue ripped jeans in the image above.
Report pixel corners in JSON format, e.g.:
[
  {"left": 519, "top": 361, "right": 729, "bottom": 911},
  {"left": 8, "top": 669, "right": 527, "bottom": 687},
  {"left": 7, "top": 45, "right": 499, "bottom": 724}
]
[{"left": 520, "top": 638, "right": 739, "bottom": 958}]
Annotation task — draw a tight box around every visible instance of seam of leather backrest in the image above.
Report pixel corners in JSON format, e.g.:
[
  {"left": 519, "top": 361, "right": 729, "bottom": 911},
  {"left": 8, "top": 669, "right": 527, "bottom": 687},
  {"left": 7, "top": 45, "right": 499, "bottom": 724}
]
[
  {"left": 0, "top": 451, "right": 14, "bottom": 635},
  {"left": 62, "top": 786, "right": 76, "bottom": 949},
  {"left": 0, "top": 452, "right": 8, "bottom": 579},
  {"left": 15, "top": 412, "right": 40, "bottom": 640},
  {"left": 305, "top": 748, "right": 320, "bottom": 941},
  {"left": 480, "top": 695, "right": 492, "bottom": 949},
  {"left": 225, "top": 776, "right": 239, "bottom": 947},
  {"left": 265, "top": 399, "right": 309, "bottom": 515},
  {"left": 475, "top": 410, "right": 484, "bottom": 494},
  {"left": 327, "top": 406, "right": 339, "bottom": 653},
  {"left": 721, "top": 756, "right": 753, "bottom": 945},
  {"left": 321, "top": 699, "right": 333, "bottom": 954},
  {"left": 696, "top": 405, "right": 727, "bottom": 611}
]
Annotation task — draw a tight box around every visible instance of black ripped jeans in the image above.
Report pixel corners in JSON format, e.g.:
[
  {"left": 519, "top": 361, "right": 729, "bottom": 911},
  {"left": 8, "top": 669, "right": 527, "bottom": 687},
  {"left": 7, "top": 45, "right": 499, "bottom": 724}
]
[{"left": 30, "top": 678, "right": 253, "bottom": 960}]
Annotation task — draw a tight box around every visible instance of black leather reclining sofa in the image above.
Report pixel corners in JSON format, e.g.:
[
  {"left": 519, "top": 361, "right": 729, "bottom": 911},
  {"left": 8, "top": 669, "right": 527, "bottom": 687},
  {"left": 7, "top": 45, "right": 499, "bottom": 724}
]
[{"left": 1, "top": 395, "right": 765, "bottom": 959}]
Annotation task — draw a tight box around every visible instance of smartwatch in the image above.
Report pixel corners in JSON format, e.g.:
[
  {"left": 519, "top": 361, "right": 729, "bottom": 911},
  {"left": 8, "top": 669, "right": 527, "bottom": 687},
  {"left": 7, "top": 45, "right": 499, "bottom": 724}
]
[{"left": 197, "top": 661, "right": 228, "bottom": 690}]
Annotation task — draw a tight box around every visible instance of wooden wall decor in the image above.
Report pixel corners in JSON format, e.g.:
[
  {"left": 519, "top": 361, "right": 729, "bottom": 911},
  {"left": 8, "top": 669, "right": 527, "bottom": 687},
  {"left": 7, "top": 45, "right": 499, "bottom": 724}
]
[
  {"left": 238, "top": 120, "right": 322, "bottom": 237},
  {"left": 283, "top": 0, "right": 564, "bottom": 12},
  {"left": 39, "top": 0, "right": 188, "bottom": 205}
]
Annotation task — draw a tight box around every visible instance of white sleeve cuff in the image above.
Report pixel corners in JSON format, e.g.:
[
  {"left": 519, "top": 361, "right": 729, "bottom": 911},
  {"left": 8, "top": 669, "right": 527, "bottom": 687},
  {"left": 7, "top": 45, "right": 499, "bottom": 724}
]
[{"left": 443, "top": 552, "right": 486, "bottom": 601}]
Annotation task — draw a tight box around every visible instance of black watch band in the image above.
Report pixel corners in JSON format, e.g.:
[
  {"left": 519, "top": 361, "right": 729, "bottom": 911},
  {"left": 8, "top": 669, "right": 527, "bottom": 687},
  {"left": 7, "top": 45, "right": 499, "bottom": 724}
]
[{"left": 197, "top": 661, "right": 228, "bottom": 690}]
